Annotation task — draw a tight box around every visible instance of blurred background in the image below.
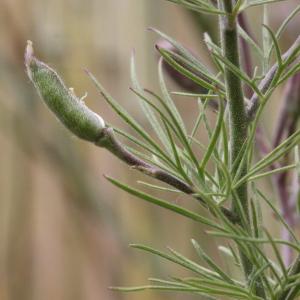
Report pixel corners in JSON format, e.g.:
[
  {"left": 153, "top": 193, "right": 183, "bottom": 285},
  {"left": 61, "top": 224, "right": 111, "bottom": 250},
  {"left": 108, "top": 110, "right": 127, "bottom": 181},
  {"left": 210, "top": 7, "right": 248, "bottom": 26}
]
[{"left": 0, "top": 0, "right": 299, "bottom": 299}]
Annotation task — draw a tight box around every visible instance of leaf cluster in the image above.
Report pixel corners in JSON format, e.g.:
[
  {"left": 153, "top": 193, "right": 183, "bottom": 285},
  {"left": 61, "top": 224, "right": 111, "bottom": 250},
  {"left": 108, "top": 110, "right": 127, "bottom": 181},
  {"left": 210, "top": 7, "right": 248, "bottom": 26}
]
[
  {"left": 27, "top": 0, "right": 300, "bottom": 299},
  {"left": 85, "top": 4, "right": 300, "bottom": 294}
]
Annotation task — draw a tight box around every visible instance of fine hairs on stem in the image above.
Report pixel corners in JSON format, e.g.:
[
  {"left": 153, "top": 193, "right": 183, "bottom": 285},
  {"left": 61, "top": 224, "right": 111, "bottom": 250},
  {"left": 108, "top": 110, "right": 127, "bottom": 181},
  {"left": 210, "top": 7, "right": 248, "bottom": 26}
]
[
  {"left": 25, "top": 1, "right": 300, "bottom": 299},
  {"left": 217, "top": 0, "right": 256, "bottom": 293}
]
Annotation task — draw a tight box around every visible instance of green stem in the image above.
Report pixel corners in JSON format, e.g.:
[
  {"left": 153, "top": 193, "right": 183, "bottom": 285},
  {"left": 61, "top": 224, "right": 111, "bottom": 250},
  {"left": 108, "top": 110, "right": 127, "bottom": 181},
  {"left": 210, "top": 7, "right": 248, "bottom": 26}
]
[
  {"left": 219, "top": 1, "right": 248, "bottom": 219},
  {"left": 218, "top": 1, "right": 265, "bottom": 297},
  {"left": 96, "top": 127, "right": 239, "bottom": 223}
]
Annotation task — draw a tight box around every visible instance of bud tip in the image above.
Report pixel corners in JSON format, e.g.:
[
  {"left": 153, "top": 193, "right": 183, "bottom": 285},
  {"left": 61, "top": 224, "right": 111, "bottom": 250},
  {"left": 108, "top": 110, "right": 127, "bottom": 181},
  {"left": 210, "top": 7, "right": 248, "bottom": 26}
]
[
  {"left": 156, "top": 39, "right": 172, "bottom": 51},
  {"left": 25, "top": 40, "right": 34, "bottom": 66}
]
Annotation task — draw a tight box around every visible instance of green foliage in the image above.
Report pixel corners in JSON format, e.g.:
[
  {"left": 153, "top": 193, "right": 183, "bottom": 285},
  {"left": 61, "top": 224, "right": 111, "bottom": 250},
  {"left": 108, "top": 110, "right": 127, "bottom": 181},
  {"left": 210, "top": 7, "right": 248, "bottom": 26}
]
[{"left": 25, "top": 1, "right": 300, "bottom": 299}]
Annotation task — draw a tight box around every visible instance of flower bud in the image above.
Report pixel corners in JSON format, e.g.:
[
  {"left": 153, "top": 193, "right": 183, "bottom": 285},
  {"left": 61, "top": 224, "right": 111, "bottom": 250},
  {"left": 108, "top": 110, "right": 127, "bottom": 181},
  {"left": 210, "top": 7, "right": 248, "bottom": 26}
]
[
  {"left": 156, "top": 39, "right": 218, "bottom": 109},
  {"left": 156, "top": 39, "right": 207, "bottom": 94},
  {"left": 25, "top": 40, "right": 105, "bottom": 142}
]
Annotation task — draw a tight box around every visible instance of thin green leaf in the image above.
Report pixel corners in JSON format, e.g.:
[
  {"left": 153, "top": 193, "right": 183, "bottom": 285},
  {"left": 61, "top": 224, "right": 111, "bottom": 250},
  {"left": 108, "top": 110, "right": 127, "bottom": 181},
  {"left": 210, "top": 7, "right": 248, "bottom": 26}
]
[
  {"left": 111, "top": 284, "right": 205, "bottom": 292},
  {"left": 150, "top": 28, "right": 211, "bottom": 74},
  {"left": 158, "top": 48, "right": 223, "bottom": 95},
  {"left": 162, "top": 119, "right": 193, "bottom": 184},
  {"left": 158, "top": 58, "right": 186, "bottom": 134},
  {"left": 106, "top": 176, "right": 221, "bottom": 229},
  {"left": 130, "top": 52, "right": 171, "bottom": 152},
  {"left": 145, "top": 89, "right": 203, "bottom": 177},
  {"left": 268, "top": 4, "right": 300, "bottom": 61},
  {"left": 264, "top": 229, "right": 288, "bottom": 280},
  {"left": 249, "top": 263, "right": 271, "bottom": 295},
  {"left": 250, "top": 197, "right": 261, "bottom": 239},
  {"left": 178, "top": 277, "right": 259, "bottom": 299},
  {"left": 137, "top": 181, "right": 181, "bottom": 193},
  {"left": 131, "top": 244, "right": 223, "bottom": 279},
  {"left": 235, "top": 164, "right": 297, "bottom": 188},
  {"left": 246, "top": 129, "right": 300, "bottom": 179},
  {"left": 245, "top": 0, "right": 287, "bottom": 9},
  {"left": 161, "top": 48, "right": 225, "bottom": 89},
  {"left": 277, "top": 63, "right": 300, "bottom": 86},
  {"left": 171, "top": 92, "right": 219, "bottom": 98},
  {"left": 200, "top": 97, "right": 225, "bottom": 170},
  {"left": 255, "top": 189, "right": 298, "bottom": 244},
  {"left": 87, "top": 70, "right": 172, "bottom": 164},
  {"left": 262, "top": 24, "right": 282, "bottom": 66},
  {"left": 208, "top": 47, "right": 261, "bottom": 96},
  {"left": 165, "top": 0, "right": 225, "bottom": 15},
  {"left": 191, "top": 239, "right": 234, "bottom": 284},
  {"left": 238, "top": 25, "right": 264, "bottom": 60},
  {"left": 207, "top": 231, "right": 300, "bottom": 253},
  {"left": 112, "top": 126, "right": 177, "bottom": 170}
]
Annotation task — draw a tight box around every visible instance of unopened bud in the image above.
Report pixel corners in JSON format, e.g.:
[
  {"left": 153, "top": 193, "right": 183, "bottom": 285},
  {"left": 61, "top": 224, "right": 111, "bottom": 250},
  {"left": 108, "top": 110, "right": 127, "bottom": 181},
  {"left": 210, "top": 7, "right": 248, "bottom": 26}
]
[
  {"left": 156, "top": 39, "right": 219, "bottom": 109},
  {"left": 25, "top": 40, "right": 105, "bottom": 142},
  {"left": 156, "top": 39, "right": 206, "bottom": 93}
]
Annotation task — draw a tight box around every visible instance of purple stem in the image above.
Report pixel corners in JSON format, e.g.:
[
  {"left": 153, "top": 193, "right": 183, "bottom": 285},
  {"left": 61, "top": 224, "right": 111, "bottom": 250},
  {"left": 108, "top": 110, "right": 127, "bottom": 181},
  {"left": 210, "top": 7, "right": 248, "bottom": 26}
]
[
  {"left": 247, "top": 35, "right": 300, "bottom": 120},
  {"left": 239, "top": 13, "right": 300, "bottom": 266},
  {"left": 273, "top": 73, "right": 300, "bottom": 265},
  {"left": 156, "top": 39, "right": 207, "bottom": 93},
  {"left": 273, "top": 75, "right": 300, "bottom": 148}
]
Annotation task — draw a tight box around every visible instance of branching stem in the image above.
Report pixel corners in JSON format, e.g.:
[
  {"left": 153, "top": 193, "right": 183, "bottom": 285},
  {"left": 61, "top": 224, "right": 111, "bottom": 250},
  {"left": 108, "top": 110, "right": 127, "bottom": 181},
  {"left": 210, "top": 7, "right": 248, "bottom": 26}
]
[{"left": 96, "top": 127, "right": 239, "bottom": 223}]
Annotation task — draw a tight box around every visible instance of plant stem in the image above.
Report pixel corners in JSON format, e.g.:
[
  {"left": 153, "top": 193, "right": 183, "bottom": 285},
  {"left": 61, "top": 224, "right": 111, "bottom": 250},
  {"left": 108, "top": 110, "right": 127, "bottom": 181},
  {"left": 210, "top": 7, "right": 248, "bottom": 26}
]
[
  {"left": 95, "top": 127, "right": 239, "bottom": 223},
  {"left": 218, "top": 0, "right": 261, "bottom": 294},
  {"left": 96, "top": 128, "right": 194, "bottom": 194},
  {"left": 219, "top": 2, "right": 248, "bottom": 216}
]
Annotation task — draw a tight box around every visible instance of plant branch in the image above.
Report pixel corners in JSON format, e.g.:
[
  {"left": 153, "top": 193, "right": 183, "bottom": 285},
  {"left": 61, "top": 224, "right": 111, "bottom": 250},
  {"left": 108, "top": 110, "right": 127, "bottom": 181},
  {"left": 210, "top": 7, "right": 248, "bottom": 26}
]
[
  {"left": 95, "top": 127, "right": 239, "bottom": 223},
  {"left": 25, "top": 40, "right": 239, "bottom": 224},
  {"left": 96, "top": 127, "right": 194, "bottom": 194},
  {"left": 247, "top": 35, "right": 300, "bottom": 121}
]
